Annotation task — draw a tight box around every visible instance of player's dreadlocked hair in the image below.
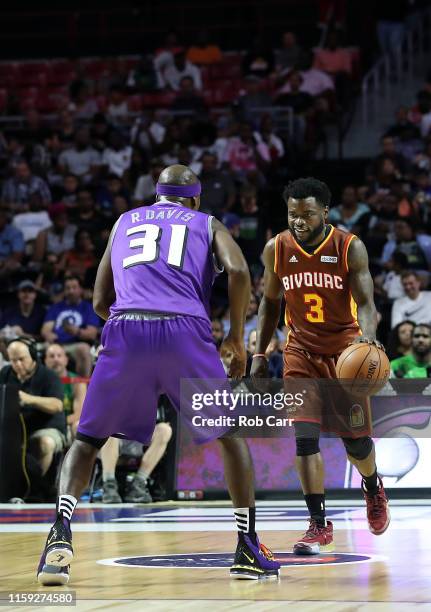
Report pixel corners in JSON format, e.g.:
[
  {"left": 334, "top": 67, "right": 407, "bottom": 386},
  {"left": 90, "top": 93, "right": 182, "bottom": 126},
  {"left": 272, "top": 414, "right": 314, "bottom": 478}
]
[{"left": 283, "top": 177, "right": 332, "bottom": 208}]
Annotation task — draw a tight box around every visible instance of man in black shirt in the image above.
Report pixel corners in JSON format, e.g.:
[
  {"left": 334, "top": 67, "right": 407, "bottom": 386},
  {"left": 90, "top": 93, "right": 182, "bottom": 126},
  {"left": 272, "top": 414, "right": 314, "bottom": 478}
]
[
  {"left": 0, "top": 280, "right": 46, "bottom": 340},
  {"left": 0, "top": 338, "right": 65, "bottom": 475}
]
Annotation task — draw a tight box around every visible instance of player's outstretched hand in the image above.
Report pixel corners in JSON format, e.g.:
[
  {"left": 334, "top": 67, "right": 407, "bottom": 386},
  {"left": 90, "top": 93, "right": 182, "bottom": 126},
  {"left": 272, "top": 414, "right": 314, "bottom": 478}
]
[
  {"left": 221, "top": 334, "right": 246, "bottom": 380},
  {"left": 351, "top": 336, "right": 385, "bottom": 351}
]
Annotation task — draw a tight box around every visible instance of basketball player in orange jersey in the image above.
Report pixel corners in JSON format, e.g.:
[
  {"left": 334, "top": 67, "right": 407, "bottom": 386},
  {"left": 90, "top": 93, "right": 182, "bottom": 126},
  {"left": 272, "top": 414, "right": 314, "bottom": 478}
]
[{"left": 251, "top": 177, "right": 390, "bottom": 554}]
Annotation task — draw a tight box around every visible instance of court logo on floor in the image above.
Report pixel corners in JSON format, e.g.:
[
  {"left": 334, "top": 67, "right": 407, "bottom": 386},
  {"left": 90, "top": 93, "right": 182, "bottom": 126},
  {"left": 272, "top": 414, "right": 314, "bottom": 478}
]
[{"left": 98, "top": 552, "right": 381, "bottom": 569}]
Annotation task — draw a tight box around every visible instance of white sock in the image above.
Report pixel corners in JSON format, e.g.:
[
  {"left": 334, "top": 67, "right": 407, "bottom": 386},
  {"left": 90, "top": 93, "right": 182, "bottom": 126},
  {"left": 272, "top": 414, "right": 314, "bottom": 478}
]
[
  {"left": 57, "top": 495, "right": 78, "bottom": 521},
  {"left": 136, "top": 470, "right": 149, "bottom": 483},
  {"left": 234, "top": 507, "right": 249, "bottom": 533}
]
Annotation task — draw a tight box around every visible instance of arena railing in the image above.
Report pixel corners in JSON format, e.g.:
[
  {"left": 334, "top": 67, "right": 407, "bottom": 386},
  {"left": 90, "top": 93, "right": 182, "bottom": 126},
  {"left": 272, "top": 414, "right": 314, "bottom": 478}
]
[{"left": 361, "top": 7, "right": 431, "bottom": 126}]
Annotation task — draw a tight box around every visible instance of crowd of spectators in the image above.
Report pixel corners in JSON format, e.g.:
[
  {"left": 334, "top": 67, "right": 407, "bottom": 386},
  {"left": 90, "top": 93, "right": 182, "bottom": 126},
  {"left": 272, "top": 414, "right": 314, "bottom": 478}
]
[{"left": 1, "top": 18, "right": 430, "bottom": 500}]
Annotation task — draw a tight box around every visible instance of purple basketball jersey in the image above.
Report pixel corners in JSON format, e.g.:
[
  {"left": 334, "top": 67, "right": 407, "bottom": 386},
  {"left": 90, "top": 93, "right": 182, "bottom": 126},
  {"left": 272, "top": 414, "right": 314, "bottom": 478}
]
[{"left": 109, "top": 200, "right": 219, "bottom": 320}]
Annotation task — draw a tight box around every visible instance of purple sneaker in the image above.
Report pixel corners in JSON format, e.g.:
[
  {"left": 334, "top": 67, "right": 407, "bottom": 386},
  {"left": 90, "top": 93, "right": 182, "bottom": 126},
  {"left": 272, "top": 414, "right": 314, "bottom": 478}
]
[
  {"left": 37, "top": 548, "right": 70, "bottom": 586},
  {"left": 44, "top": 514, "right": 73, "bottom": 568},
  {"left": 230, "top": 533, "right": 280, "bottom": 579}
]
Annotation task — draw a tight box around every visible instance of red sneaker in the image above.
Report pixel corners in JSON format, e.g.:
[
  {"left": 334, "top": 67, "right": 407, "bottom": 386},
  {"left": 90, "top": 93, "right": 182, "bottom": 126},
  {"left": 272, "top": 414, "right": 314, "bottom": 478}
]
[
  {"left": 293, "top": 520, "right": 334, "bottom": 555},
  {"left": 362, "top": 475, "right": 390, "bottom": 535}
]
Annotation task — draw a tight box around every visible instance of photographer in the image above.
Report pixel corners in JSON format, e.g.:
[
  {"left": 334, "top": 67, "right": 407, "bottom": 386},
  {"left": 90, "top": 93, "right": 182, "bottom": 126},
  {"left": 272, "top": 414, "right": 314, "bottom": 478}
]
[{"left": 0, "top": 337, "right": 65, "bottom": 477}]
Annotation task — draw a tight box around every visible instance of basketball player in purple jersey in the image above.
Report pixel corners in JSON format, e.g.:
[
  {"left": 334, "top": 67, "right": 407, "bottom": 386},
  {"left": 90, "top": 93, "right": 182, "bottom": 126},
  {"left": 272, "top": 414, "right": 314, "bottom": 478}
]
[{"left": 37, "top": 165, "right": 280, "bottom": 585}]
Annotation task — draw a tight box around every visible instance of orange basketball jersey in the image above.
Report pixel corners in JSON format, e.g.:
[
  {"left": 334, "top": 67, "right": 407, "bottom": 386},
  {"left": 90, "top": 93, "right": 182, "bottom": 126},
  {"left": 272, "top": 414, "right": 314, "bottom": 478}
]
[{"left": 274, "top": 225, "right": 360, "bottom": 355}]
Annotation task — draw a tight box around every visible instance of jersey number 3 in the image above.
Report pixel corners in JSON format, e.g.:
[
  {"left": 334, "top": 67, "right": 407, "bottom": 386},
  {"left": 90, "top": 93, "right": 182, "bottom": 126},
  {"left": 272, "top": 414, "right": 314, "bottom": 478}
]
[
  {"left": 122, "top": 223, "right": 188, "bottom": 270},
  {"left": 304, "top": 293, "right": 325, "bottom": 323}
]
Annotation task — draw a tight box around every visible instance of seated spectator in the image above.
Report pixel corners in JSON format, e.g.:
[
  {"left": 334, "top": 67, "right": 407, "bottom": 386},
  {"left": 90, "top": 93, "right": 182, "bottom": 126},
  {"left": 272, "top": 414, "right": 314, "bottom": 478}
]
[
  {"left": 33, "top": 204, "right": 77, "bottom": 263},
  {"left": 31, "top": 130, "right": 63, "bottom": 184},
  {"left": 280, "top": 51, "right": 335, "bottom": 97},
  {"left": 276, "top": 71, "right": 314, "bottom": 115},
  {"left": 186, "top": 29, "right": 222, "bottom": 65},
  {"left": 12, "top": 193, "right": 51, "bottom": 247},
  {"left": 90, "top": 113, "right": 110, "bottom": 153},
  {"left": 41, "top": 275, "right": 99, "bottom": 377},
  {"left": 374, "top": 251, "right": 409, "bottom": 302},
  {"left": 276, "top": 31, "right": 305, "bottom": 74},
  {"left": 237, "top": 183, "right": 271, "bottom": 270},
  {"left": 242, "top": 36, "right": 275, "bottom": 79},
  {"left": 236, "top": 76, "right": 273, "bottom": 124},
  {"left": 68, "top": 80, "right": 98, "bottom": 121},
  {"left": 253, "top": 115, "right": 285, "bottom": 164},
  {"left": 0, "top": 338, "right": 65, "bottom": 477},
  {"left": 223, "top": 124, "right": 260, "bottom": 178},
  {"left": 101, "top": 131, "right": 132, "bottom": 179},
  {"left": 0, "top": 280, "right": 46, "bottom": 341},
  {"left": 391, "top": 271, "right": 431, "bottom": 328},
  {"left": 0, "top": 209, "right": 24, "bottom": 280},
  {"left": 328, "top": 185, "right": 370, "bottom": 234},
  {"left": 106, "top": 85, "right": 130, "bottom": 126},
  {"left": 153, "top": 31, "right": 182, "bottom": 89},
  {"left": 126, "top": 55, "right": 158, "bottom": 92},
  {"left": 386, "top": 320, "right": 415, "bottom": 360},
  {"left": 385, "top": 106, "right": 421, "bottom": 141},
  {"left": 370, "top": 136, "right": 407, "bottom": 177},
  {"left": 171, "top": 76, "right": 207, "bottom": 117},
  {"left": 57, "top": 109, "right": 75, "bottom": 147},
  {"left": 222, "top": 212, "right": 241, "bottom": 239},
  {"left": 34, "top": 254, "right": 65, "bottom": 304},
  {"left": 96, "top": 174, "right": 130, "bottom": 218},
  {"left": 60, "top": 229, "right": 97, "bottom": 279},
  {"left": 313, "top": 30, "right": 352, "bottom": 77},
  {"left": 133, "top": 158, "right": 165, "bottom": 205},
  {"left": 390, "top": 324, "right": 431, "bottom": 378},
  {"left": 71, "top": 189, "right": 110, "bottom": 240},
  {"left": 199, "top": 151, "right": 236, "bottom": 217},
  {"left": 58, "top": 127, "right": 102, "bottom": 184},
  {"left": 100, "top": 420, "right": 173, "bottom": 503},
  {"left": 52, "top": 174, "right": 80, "bottom": 208},
  {"left": 163, "top": 49, "right": 202, "bottom": 91},
  {"left": 381, "top": 219, "right": 431, "bottom": 272},
  {"left": 45, "top": 343, "right": 86, "bottom": 441},
  {"left": 1, "top": 160, "right": 52, "bottom": 212}
]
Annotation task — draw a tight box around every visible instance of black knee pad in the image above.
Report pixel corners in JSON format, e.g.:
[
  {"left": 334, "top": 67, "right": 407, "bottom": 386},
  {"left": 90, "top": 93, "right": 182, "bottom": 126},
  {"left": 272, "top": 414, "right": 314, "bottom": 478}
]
[
  {"left": 342, "top": 436, "right": 373, "bottom": 460},
  {"left": 76, "top": 431, "right": 108, "bottom": 450},
  {"left": 294, "top": 421, "right": 321, "bottom": 456}
]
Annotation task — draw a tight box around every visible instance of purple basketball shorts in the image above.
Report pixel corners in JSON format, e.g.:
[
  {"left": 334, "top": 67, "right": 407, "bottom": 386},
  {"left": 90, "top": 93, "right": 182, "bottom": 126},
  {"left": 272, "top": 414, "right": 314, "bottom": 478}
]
[{"left": 77, "top": 315, "right": 231, "bottom": 445}]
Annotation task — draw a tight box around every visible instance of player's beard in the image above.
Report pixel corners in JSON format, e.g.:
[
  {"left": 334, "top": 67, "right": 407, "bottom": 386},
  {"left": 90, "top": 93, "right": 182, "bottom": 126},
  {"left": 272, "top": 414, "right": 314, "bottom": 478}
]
[{"left": 291, "top": 218, "right": 326, "bottom": 246}]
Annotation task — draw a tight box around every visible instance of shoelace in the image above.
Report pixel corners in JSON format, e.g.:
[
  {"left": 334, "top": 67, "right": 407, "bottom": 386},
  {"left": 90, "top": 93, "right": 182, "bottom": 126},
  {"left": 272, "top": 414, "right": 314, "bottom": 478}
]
[
  {"left": 304, "top": 520, "right": 326, "bottom": 538},
  {"left": 369, "top": 492, "right": 385, "bottom": 518},
  {"left": 259, "top": 543, "right": 275, "bottom": 560}
]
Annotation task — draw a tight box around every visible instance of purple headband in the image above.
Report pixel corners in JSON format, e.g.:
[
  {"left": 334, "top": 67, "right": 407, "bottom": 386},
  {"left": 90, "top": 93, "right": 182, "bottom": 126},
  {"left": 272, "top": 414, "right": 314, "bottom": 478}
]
[{"left": 156, "top": 182, "right": 201, "bottom": 198}]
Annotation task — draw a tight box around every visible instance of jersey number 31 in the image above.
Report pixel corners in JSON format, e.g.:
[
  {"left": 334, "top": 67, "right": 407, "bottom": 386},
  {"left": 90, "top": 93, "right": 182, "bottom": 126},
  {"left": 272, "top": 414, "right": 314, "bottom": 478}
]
[{"left": 122, "top": 223, "right": 189, "bottom": 270}]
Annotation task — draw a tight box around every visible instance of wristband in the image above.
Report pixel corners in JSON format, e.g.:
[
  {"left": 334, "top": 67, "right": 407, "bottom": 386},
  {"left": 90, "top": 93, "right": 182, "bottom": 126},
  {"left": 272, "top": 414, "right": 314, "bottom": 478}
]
[{"left": 252, "top": 353, "right": 268, "bottom": 360}]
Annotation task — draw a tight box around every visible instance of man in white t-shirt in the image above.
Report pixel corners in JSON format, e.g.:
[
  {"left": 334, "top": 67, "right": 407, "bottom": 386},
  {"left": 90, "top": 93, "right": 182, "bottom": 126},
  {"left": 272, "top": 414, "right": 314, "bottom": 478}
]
[
  {"left": 163, "top": 49, "right": 202, "bottom": 91},
  {"left": 391, "top": 270, "right": 431, "bottom": 328}
]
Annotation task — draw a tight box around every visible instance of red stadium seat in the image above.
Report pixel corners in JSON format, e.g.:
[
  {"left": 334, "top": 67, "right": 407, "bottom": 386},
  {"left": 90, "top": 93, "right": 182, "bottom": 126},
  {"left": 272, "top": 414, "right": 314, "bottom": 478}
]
[
  {"left": 47, "top": 63, "right": 76, "bottom": 86},
  {"left": 36, "top": 90, "right": 68, "bottom": 113}
]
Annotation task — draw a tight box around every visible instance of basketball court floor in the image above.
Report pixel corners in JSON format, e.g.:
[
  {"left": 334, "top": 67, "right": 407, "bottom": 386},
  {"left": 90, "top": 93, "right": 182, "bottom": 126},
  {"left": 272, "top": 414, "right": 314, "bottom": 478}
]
[{"left": 1, "top": 499, "right": 430, "bottom": 611}]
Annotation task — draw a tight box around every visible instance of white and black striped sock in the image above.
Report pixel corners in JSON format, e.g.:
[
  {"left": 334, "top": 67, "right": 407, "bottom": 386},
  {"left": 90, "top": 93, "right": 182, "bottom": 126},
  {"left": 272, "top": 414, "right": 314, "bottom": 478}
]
[
  {"left": 57, "top": 495, "right": 78, "bottom": 521},
  {"left": 234, "top": 507, "right": 256, "bottom": 535}
]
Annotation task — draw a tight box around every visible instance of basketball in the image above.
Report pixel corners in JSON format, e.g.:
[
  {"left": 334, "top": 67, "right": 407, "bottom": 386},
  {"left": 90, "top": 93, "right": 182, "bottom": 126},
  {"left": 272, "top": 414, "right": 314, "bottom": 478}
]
[{"left": 335, "top": 343, "right": 390, "bottom": 397}]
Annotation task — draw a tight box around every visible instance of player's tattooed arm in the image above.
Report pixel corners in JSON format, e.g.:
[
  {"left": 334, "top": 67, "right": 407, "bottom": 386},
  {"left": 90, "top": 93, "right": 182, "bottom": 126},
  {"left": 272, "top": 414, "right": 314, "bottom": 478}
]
[
  {"left": 347, "top": 238, "right": 383, "bottom": 349},
  {"left": 252, "top": 238, "right": 283, "bottom": 377},
  {"left": 93, "top": 225, "right": 116, "bottom": 321},
  {"left": 212, "top": 218, "right": 251, "bottom": 378}
]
